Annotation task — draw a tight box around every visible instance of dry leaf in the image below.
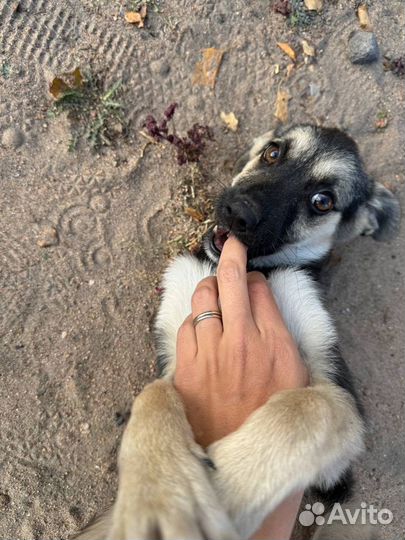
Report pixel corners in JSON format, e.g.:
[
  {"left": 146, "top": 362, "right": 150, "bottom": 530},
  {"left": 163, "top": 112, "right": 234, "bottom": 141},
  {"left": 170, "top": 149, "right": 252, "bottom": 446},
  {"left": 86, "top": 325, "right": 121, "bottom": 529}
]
[
  {"left": 285, "top": 64, "right": 295, "bottom": 79},
  {"left": 49, "top": 78, "right": 70, "bottom": 99},
  {"left": 72, "top": 67, "right": 83, "bottom": 87},
  {"left": 304, "top": 0, "right": 323, "bottom": 11},
  {"left": 192, "top": 48, "right": 224, "bottom": 88},
  {"left": 358, "top": 4, "right": 371, "bottom": 30},
  {"left": 125, "top": 11, "right": 145, "bottom": 27},
  {"left": 274, "top": 89, "right": 290, "bottom": 123},
  {"left": 302, "top": 39, "right": 316, "bottom": 57},
  {"left": 185, "top": 207, "right": 204, "bottom": 222},
  {"left": 220, "top": 111, "right": 239, "bottom": 132},
  {"left": 277, "top": 42, "right": 296, "bottom": 62},
  {"left": 139, "top": 4, "right": 147, "bottom": 19},
  {"left": 49, "top": 67, "right": 83, "bottom": 99}
]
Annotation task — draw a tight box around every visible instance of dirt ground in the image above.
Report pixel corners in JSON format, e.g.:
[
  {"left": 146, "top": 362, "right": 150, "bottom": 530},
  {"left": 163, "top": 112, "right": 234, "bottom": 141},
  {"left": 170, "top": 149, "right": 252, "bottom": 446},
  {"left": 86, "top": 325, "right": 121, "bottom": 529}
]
[{"left": 0, "top": 0, "right": 404, "bottom": 538}]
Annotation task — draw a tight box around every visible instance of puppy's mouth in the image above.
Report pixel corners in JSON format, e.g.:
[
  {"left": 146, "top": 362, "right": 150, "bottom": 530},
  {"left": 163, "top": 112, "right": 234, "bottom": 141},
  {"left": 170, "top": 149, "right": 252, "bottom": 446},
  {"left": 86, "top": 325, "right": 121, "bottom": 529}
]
[
  {"left": 207, "top": 224, "right": 278, "bottom": 262},
  {"left": 211, "top": 225, "right": 231, "bottom": 254}
]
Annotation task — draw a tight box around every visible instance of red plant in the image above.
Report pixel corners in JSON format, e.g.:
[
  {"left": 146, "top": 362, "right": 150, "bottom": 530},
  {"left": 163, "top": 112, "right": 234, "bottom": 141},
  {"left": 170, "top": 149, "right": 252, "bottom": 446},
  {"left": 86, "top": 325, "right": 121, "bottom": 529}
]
[{"left": 144, "top": 103, "right": 213, "bottom": 165}]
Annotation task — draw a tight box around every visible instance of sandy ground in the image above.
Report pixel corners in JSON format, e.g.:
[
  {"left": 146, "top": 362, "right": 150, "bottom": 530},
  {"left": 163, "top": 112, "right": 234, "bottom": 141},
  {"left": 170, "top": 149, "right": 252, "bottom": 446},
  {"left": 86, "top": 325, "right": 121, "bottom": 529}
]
[{"left": 0, "top": 0, "right": 404, "bottom": 538}]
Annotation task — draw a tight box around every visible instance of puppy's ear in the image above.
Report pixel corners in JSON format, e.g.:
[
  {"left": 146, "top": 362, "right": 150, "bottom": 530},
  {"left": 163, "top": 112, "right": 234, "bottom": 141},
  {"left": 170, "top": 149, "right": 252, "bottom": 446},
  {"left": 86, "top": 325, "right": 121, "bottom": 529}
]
[{"left": 362, "top": 183, "right": 400, "bottom": 241}]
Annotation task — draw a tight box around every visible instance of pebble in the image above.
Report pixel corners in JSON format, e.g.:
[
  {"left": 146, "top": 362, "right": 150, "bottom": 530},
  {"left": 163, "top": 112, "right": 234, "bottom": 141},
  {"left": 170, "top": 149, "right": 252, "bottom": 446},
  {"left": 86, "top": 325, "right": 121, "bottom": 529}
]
[
  {"left": 79, "top": 422, "right": 90, "bottom": 434},
  {"left": 309, "top": 83, "right": 321, "bottom": 98},
  {"left": 37, "top": 226, "right": 59, "bottom": 248},
  {"left": 149, "top": 59, "right": 171, "bottom": 77},
  {"left": 348, "top": 31, "right": 379, "bottom": 64},
  {"left": 1, "top": 126, "right": 25, "bottom": 149}
]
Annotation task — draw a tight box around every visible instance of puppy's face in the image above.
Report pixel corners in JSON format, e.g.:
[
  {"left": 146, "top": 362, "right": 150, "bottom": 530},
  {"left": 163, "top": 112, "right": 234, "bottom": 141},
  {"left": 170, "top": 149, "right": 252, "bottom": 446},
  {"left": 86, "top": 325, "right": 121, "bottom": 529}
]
[{"left": 205, "top": 125, "right": 400, "bottom": 267}]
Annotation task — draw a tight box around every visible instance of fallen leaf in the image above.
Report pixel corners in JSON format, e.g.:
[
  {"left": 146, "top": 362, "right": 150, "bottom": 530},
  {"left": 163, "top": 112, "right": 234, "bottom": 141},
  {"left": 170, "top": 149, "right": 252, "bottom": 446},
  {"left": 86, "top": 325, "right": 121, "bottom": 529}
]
[
  {"left": 185, "top": 207, "right": 204, "bottom": 222},
  {"left": 304, "top": 0, "right": 322, "bottom": 11},
  {"left": 49, "top": 67, "right": 83, "bottom": 99},
  {"left": 302, "top": 39, "right": 316, "bottom": 57},
  {"left": 192, "top": 48, "right": 224, "bottom": 88},
  {"left": 125, "top": 11, "right": 145, "bottom": 27},
  {"left": 139, "top": 4, "right": 147, "bottom": 19},
  {"left": 274, "top": 88, "right": 290, "bottom": 123},
  {"left": 220, "top": 111, "right": 239, "bottom": 132},
  {"left": 357, "top": 4, "right": 371, "bottom": 30},
  {"left": 71, "top": 67, "right": 83, "bottom": 88},
  {"left": 274, "top": 64, "right": 280, "bottom": 75},
  {"left": 49, "top": 78, "right": 70, "bottom": 99},
  {"left": 277, "top": 42, "right": 296, "bottom": 62},
  {"left": 286, "top": 64, "right": 295, "bottom": 79}
]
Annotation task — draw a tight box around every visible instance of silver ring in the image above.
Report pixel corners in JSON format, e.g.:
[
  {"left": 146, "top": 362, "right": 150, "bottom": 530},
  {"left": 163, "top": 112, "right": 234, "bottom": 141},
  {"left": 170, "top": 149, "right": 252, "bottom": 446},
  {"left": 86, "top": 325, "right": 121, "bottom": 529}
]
[{"left": 193, "top": 310, "right": 222, "bottom": 327}]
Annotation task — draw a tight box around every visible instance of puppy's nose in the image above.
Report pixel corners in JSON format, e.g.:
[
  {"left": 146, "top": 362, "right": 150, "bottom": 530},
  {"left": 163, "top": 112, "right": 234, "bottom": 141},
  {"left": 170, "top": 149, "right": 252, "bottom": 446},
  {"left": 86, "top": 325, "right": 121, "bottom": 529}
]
[{"left": 224, "top": 198, "right": 260, "bottom": 233}]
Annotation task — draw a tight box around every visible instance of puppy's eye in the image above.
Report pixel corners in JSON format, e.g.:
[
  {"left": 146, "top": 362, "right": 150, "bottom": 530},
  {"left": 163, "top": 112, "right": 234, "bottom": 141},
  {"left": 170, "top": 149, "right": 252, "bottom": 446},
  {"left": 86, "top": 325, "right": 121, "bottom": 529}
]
[
  {"left": 311, "top": 192, "right": 334, "bottom": 214},
  {"left": 262, "top": 143, "right": 280, "bottom": 164}
]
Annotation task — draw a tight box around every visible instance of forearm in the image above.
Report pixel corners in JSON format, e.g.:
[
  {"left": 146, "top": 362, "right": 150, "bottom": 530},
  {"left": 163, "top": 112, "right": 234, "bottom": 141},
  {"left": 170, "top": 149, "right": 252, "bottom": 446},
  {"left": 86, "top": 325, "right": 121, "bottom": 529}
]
[{"left": 251, "top": 490, "right": 303, "bottom": 540}]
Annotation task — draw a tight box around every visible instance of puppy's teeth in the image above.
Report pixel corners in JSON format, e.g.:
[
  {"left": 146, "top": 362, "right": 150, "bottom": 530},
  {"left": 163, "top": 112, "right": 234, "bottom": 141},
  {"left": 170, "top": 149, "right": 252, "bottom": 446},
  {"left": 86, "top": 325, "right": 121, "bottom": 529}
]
[{"left": 213, "top": 225, "right": 218, "bottom": 232}]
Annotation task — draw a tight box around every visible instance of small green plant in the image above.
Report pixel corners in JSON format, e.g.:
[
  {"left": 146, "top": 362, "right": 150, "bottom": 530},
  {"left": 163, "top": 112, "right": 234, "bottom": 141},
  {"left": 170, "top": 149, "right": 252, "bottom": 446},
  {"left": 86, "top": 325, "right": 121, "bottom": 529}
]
[
  {"left": 289, "top": 0, "right": 316, "bottom": 28},
  {"left": 49, "top": 70, "right": 127, "bottom": 151},
  {"left": 127, "top": 0, "right": 161, "bottom": 13}
]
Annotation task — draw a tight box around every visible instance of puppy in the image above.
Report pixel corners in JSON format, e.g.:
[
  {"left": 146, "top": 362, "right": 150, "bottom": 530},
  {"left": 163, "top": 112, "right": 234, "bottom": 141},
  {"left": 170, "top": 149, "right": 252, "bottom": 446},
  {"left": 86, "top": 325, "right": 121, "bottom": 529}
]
[{"left": 76, "top": 125, "right": 400, "bottom": 540}]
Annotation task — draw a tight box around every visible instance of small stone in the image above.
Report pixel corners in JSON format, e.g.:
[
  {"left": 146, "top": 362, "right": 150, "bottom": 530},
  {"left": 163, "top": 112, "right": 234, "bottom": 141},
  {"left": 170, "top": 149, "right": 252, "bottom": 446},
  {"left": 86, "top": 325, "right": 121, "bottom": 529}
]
[
  {"left": 348, "top": 31, "right": 379, "bottom": 65},
  {"left": 1, "top": 126, "right": 25, "bottom": 149},
  {"left": 79, "top": 422, "right": 90, "bottom": 434},
  {"left": 37, "top": 226, "right": 59, "bottom": 248},
  {"left": 149, "top": 59, "right": 171, "bottom": 77},
  {"left": 309, "top": 83, "right": 321, "bottom": 98}
]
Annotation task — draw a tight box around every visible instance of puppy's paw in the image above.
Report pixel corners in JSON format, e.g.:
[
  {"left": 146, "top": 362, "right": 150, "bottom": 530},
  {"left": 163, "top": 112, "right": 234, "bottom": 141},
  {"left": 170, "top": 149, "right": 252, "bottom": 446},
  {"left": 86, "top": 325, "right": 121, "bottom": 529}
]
[{"left": 109, "top": 380, "right": 240, "bottom": 540}]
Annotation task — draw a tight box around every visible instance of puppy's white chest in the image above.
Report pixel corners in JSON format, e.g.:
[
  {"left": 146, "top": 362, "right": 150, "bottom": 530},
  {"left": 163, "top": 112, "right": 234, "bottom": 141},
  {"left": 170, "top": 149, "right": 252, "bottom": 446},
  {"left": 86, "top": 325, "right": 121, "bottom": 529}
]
[{"left": 155, "top": 256, "right": 336, "bottom": 381}]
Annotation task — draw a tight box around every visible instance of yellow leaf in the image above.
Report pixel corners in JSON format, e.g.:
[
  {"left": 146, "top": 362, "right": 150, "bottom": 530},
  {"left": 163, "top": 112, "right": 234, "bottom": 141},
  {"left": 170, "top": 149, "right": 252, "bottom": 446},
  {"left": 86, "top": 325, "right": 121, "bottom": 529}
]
[
  {"left": 302, "top": 39, "right": 316, "bottom": 57},
  {"left": 285, "top": 64, "right": 295, "bottom": 79},
  {"left": 277, "top": 42, "right": 296, "bottom": 62},
  {"left": 185, "top": 207, "right": 204, "bottom": 222},
  {"left": 220, "top": 111, "right": 239, "bottom": 132},
  {"left": 358, "top": 4, "right": 372, "bottom": 30},
  {"left": 304, "top": 0, "right": 323, "bottom": 11},
  {"left": 49, "top": 77, "right": 70, "bottom": 99},
  {"left": 72, "top": 67, "right": 83, "bottom": 88},
  {"left": 139, "top": 4, "right": 147, "bottom": 19},
  {"left": 192, "top": 48, "right": 224, "bottom": 88},
  {"left": 49, "top": 67, "right": 84, "bottom": 99},
  {"left": 274, "top": 89, "right": 290, "bottom": 123},
  {"left": 125, "top": 11, "right": 144, "bottom": 26}
]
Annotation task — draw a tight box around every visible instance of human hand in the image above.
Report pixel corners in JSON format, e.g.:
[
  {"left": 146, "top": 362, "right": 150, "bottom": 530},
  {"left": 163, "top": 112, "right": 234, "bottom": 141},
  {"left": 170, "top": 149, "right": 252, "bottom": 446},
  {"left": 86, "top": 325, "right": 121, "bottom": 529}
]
[{"left": 174, "top": 235, "right": 308, "bottom": 448}]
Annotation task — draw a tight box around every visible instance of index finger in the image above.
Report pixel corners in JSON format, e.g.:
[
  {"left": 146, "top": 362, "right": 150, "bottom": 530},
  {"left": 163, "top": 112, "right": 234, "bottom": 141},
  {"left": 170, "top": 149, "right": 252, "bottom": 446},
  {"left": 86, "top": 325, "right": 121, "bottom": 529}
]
[{"left": 216, "top": 235, "right": 253, "bottom": 329}]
